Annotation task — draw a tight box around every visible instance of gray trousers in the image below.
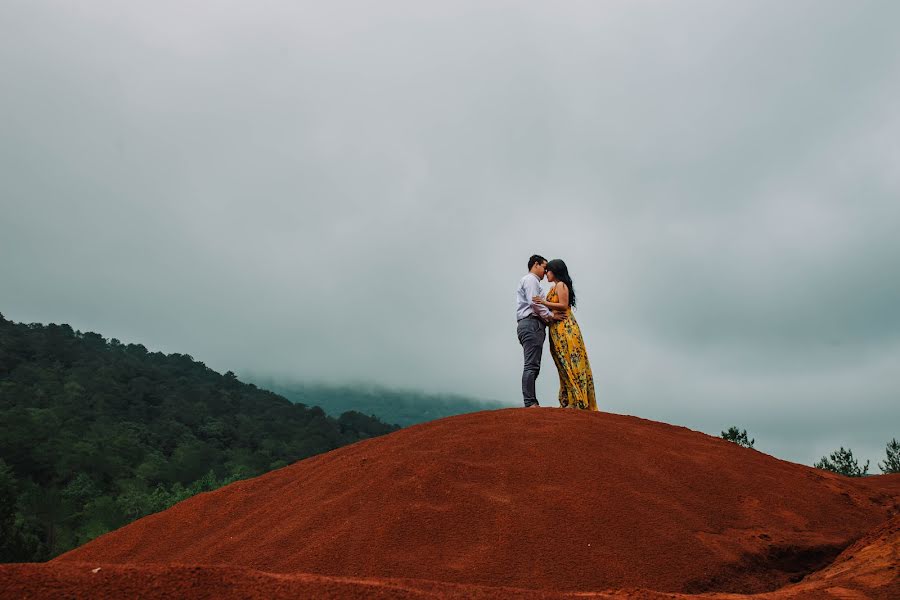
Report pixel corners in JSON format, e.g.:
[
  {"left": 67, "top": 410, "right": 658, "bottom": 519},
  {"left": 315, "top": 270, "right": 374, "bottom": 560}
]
[{"left": 517, "top": 316, "right": 546, "bottom": 407}]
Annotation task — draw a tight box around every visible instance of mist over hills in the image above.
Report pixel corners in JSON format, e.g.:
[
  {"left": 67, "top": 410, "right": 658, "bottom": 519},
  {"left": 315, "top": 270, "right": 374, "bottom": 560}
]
[{"left": 251, "top": 378, "right": 506, "bottom": 427}]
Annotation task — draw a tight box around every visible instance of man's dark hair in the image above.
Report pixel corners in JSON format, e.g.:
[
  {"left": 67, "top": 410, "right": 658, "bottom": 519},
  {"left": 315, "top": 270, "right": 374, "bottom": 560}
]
[{"left": 527, "top": 255, "right": 547, "bottom": 270}]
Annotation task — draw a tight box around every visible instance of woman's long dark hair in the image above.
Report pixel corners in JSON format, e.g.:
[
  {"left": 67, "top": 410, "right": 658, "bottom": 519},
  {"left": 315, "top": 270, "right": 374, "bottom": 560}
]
[{"left": 546, "top": 259, "right": 576, "bottom": 308}]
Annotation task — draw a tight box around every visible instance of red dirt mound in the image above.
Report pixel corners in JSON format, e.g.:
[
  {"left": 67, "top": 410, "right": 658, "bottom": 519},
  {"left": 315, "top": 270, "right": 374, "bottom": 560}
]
[
  {"left": 3, "top": 516, "right": 899, "bottom": 600},
  {"left": 48, "top": 409, "right": 900, "bottom": 596},
  {"left": 4, "top": 518, "right": 898, "bottom": 599},
  {"left": 782, "top": 512, "right": 900, "bottom": 599}
]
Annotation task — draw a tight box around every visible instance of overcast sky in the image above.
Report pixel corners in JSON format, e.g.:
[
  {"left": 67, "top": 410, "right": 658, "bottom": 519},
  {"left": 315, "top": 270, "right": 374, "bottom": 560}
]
[{"left": 2, "top": 1, "right": 898, "bottom": 469}]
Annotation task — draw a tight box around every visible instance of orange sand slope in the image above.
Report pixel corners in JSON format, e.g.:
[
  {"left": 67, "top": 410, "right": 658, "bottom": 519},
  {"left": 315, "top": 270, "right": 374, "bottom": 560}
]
[
  {"left": 4, "top": 409, "right": 898, "bottom": 598},
  {"left": 1, "top": 515, "right": 898, "bottom": 600}
]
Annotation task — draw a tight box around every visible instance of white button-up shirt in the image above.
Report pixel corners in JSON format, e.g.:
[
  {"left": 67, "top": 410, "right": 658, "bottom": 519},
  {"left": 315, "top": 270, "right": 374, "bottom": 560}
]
[{"left": 516, "top": 272, "right": 552, "bottom": 322}]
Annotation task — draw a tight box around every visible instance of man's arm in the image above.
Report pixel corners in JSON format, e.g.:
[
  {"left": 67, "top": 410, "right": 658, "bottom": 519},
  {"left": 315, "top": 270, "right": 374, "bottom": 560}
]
[{"left": 526, "top": 277, "right": 554, "bottom": 321}]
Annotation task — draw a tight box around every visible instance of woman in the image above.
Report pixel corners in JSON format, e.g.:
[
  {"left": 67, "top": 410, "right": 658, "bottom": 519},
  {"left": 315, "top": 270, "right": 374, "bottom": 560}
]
[{"left": 533, "top": 259, "right": 597, "bottom": 411}]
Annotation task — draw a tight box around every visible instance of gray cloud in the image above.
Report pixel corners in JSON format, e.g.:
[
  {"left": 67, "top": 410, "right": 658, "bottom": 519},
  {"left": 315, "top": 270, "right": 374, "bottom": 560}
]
[{"left": 2, "top": 0, "right": 898, "bottom": 468}]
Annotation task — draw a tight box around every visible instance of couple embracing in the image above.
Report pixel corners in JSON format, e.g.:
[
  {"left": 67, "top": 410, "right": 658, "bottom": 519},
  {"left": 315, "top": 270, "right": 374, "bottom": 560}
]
[{"left": 516, "top": 254, "right": 597, "bottom": 410}]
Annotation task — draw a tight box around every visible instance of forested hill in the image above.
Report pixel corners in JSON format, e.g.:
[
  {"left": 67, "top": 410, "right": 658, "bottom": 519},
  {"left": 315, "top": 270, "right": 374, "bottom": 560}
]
[
  {"left": 256, "top": 380, "right": 506, "bottom": 427},
  {"left": 0, "top": 314, "right": 398, "bottom": 562}
]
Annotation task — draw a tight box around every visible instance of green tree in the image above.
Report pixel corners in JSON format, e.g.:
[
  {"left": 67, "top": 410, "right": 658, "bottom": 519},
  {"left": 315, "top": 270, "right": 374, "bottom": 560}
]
[
  {"left": 814, "top": 447, "right": 869, "bottom": 477},
  {"left": 878, "top": 438, "right": 900, "bottom": 474},
  {"left": 0, "top": 460, "right": 41, "bottom": 561},
  {"left": 721, "top": 426, "right": 754, "bottom": 448},
  {"left": 0, "top": 459, "right": 23, "bottom": 561},
  {"left": 337, "top": 410, "right": 397, "bottom": 439}
]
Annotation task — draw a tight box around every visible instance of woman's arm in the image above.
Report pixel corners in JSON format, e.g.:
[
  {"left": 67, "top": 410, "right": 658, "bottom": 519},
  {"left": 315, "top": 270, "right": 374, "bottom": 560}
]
[{"left": 533, "top": 282, "right": 569, "bottom": 311}]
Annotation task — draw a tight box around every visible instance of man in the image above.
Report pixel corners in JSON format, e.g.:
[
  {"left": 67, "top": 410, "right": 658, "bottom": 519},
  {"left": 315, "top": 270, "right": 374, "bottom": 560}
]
[{"left": 516, "top": 254, "right": 563, "bottom": 407}]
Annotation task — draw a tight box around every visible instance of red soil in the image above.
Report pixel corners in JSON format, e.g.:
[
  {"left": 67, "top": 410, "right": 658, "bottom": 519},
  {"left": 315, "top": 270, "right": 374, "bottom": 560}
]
[
  {"left": 2, "top": 515, "right": 898, "bottom": 600},
  {"left": 3, "top": 409, "right": 898, "bottom": 598}
]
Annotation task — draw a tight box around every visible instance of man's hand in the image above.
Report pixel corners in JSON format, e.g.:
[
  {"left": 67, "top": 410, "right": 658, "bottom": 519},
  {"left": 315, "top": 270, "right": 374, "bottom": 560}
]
[{"left": 551, "top": 311, "right": 566, "bottom": 322}]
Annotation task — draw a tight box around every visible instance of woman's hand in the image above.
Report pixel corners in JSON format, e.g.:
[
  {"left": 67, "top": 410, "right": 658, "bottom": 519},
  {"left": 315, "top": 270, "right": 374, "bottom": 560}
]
[{"left": 532, "top": 295, "right": 545, "bottom": 305}]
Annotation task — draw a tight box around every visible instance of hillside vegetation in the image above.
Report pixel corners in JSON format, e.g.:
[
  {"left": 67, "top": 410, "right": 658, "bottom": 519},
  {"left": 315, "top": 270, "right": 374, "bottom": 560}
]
[{"left": 0, "top": 314, "right": 397, "bottom": 561}]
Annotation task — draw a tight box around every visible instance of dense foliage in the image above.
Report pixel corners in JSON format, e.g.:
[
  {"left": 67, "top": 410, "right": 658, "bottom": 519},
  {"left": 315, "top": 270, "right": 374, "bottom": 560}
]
[
  {"left": 720, "top": 426, "right": 755, "bottom": 449},
  {"left": 0, "top": 314, "right": 397, "bottom": 562},
  {"left": 814, "top": 447, "right": 869, "bottom": 477},
  {"left": 257, "top": 380, "right": 504, "bottom": 427}
]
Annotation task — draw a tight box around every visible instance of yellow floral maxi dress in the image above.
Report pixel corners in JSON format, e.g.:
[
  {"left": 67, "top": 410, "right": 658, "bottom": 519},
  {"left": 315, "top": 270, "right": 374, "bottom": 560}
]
[{"left": 546, "top": 286, "right": 597, "bottom": 410}]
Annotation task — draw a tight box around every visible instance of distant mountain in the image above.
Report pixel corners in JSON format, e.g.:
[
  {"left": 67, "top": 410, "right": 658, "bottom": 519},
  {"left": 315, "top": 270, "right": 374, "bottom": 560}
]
[
  {"left": 251, "top": 379, "right": 506, "bottom": 428},
  {"left": 0, "top": 313, "right": 398, "bottom": 562}
]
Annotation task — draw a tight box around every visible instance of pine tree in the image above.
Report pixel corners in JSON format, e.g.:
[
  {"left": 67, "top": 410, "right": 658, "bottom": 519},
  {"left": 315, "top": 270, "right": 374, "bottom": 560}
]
[
  {"left": 721, "top": 426, "right": 754, "bottom": 449},
  {"left": 814, "top": 447, "right": 869, "bottom": 477},
  {"left": 878, "top": 438, "right": 900, "bottom": 474}
]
